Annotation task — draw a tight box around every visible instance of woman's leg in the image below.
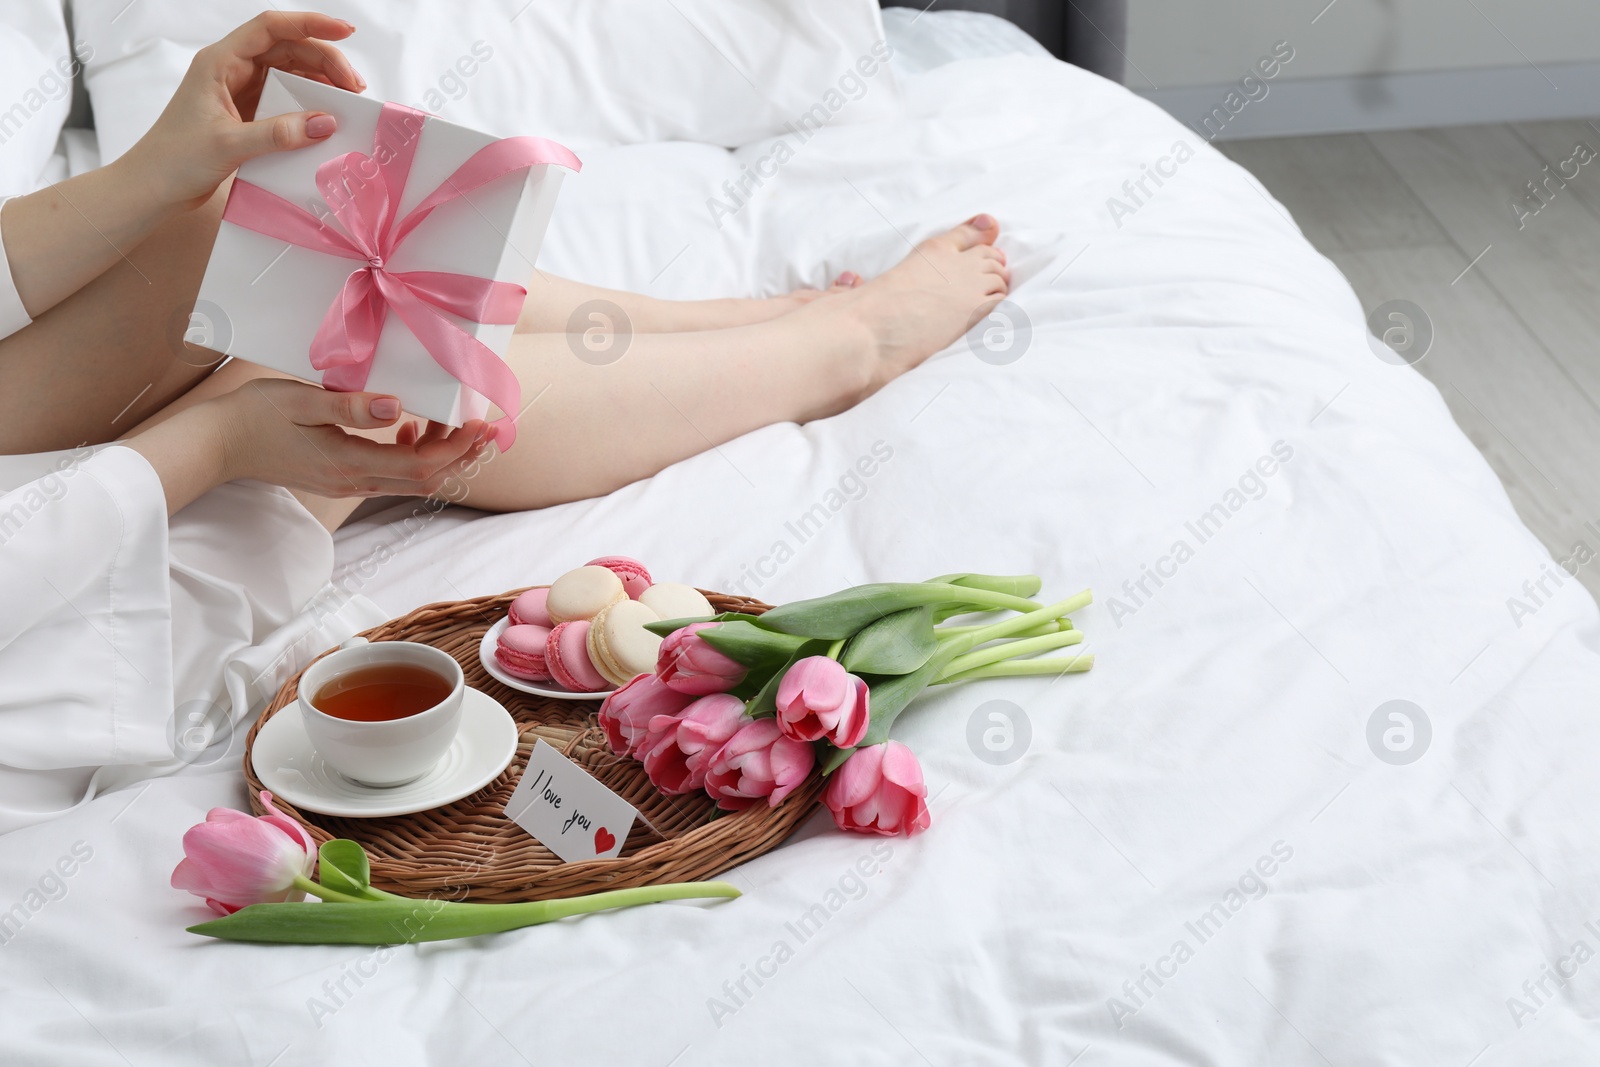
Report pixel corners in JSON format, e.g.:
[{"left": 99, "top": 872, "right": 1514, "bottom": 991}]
[
  {"left": 27, "top": 161, "right": 1002, "bottom": 521},
  {"left": 515, "top": 271, "right": 860, "bottom": 335},
  {"left": 146, "top": 219, "right": 1006, "bottom": 522},
  {"left": 463, "top": 219, "right": 1007, "bottom": 512},
  {"left": 0, "top": 177, "right": 856, "bottom": 458}
]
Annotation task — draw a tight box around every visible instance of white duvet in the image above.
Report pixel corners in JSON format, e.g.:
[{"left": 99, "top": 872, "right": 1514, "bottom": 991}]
[{"left": 4, "top": 15, "right": 1599, "bottom": 1067}]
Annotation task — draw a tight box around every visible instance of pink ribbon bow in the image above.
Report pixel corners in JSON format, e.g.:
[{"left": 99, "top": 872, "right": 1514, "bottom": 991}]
[{"left": 222, "top": 102, "right": 581, "bottom": 448}]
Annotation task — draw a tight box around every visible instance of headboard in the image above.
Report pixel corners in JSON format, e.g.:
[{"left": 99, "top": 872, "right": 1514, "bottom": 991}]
[{"left": 881, "top": 0, "right": 1128, "bottom": 82}]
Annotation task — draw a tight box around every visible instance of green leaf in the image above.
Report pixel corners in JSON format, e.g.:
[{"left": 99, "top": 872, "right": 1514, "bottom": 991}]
[
  {"left": 754, "top": 583, "right": 1040, "bottom": 639},
  {"left": 822, "top": 643, "right": 964, "bottom": 773},
  {"left": 840, "top": 606, "right": 938, "bottom": 675},
  {"left": 317, "top": 840, "right": 380, "bottom": 900},
  {"left": 643, "top": 611, "right": 763, "bottom": 638},
  {"left": 696, "top": 621, "right": 810, "bottom": 670},
  {"left": 744, "top": 639, "right": 828, "bottom": 718},
  {"left": 188, "top": 882, "right": 743, "bottom": 944},
  {"left": 192, "top": 901, "right": 493, "bottom": 944}
]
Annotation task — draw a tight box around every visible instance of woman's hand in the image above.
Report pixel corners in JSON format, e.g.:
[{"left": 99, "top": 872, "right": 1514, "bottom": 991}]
[
  {"left": 218, "top": 379, "right": 492, "bottom": 497},
  {"left": 124, "top": 11, "right": 367, "bottom": 211},
  {"left": 126, "top": 379, "right": 495, "bottom": 516}
]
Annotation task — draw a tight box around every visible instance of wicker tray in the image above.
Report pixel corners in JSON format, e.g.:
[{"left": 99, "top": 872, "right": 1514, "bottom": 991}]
[{"left": 244, "top": 588, "right": 824, "bottom": 903}]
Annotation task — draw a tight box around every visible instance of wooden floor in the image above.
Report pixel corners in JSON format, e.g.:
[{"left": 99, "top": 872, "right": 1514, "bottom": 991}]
[{"left": 1220, "top": 123, "right": 1600, "bottom": 599}]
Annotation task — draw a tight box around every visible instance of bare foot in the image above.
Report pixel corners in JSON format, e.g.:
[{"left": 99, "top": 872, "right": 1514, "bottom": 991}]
[
  {"left": 759, "top": 272, "right": 865, "bottom": 316},
  {"left": 803, "top": 215, "right": 1010, "bottom": 398}
]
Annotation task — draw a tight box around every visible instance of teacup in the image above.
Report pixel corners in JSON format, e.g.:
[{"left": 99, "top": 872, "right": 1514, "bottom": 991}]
[{"left": 299, "top": 638, "right": 464, "bottom": 787}]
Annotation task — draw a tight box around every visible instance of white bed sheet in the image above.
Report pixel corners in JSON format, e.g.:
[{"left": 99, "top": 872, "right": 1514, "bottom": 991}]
[{"left": 3, "top": 32, "right": 1600, "bottom": 1067}]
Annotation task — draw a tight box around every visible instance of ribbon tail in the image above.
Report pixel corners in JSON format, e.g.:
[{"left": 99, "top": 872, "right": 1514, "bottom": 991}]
[
  {"left": 392, "top": 271, "right": 526, "bottom": 324},
  {"left": 389, "top": 136, "right": 582, "bottom": 247},
  {"left": 380, "top": 281, "right": 523, "bottom": 448},
  {"left": 310, "top": 270, "right": 385, "bottom": 393},
  {"left": 223, "top": 179, "right": 366, "bottom": 259}
]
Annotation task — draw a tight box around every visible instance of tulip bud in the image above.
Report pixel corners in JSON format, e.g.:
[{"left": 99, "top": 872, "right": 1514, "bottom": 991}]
[
  {"left": 171, "top": 792, "right": 317, "bottom": 915},
  {"left": 824, "top": 742, "right": 931, "bottom": 836},
  {"left": 704, "top": 719, "right": 815, "bottom": 810},
  {"left": 775, "top": 656, "right": 869, "bottom": 749},
  {"left": 639, "top": 694, "right": 748, "bottom": 794},
  {"left": 598, "top": 673, "right": 695, "bottom": 757},
  {"left": 657, "top": 623, "right": 748, "bottom": 695}
]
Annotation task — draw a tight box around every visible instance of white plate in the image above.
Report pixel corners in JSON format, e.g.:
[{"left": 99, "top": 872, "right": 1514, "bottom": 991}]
[
  {"left": 477, "top": 616, "right": 617, "bottom": 701},
  {"left": 252, "top": 687, "right": 519, "bottom": 818}
]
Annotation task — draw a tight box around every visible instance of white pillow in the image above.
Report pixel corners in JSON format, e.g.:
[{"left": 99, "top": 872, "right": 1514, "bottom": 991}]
[
  {"left": 0, "top": 1, "right": 77, "bottom": 193},
  {"left": 74, "top": 0, "right": 902, "bottom": 160}
]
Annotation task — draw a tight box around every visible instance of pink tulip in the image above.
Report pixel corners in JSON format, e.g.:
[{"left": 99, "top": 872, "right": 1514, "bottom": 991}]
[
  {"left": 775, "top": 656, "right": 869, "bottom": 748},
  {"left": 824, "top": 741, "right": 931, "bottom": 837},
  {"left": 598, "top": 673, "right": 695, "bottom": 757},
  {"left": 657, "top": 623, "right": 748, "bottom": 695},
  {"left": 704, "top": 719, "right": 815, "bottom": 811},
  {"left": 639, "top": 694, "right": 748, "bottom": 794},
  {"left": 171, "top": 791, "right": 317, "bottom": 915}
]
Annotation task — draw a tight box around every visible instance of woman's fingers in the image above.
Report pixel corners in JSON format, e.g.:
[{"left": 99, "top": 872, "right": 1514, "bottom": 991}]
[
  {"left": 254, "top": 39, "right": 365, "bottom": 93},
  {"left": 416, "top": 420, "right": 455, "bottom": 448},
  {"left": 413, "top": 421, "right": 488, "bottom": 467},
  {"left": 234, "top": 381, "right": 493, "bottom": 499},
  {"left": 257, "top": 383, "right": 402, "bottom": 429},
  {"left": 231, "top": 109, "right": 338, "bottom": 157},
  {"left": 223, "top": 11, "right": 356, "bottom": 55},
  {"left": 218, "top": 12, "right": 364, "bottom": 93},
  {"left": 321, "top": 423, "right": 488, "bottom": 494}
]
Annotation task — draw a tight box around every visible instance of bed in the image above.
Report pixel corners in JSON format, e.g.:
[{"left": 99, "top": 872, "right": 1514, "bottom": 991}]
[{"left": 3, "top": 2, "right": 1598, "bottom": 1064}]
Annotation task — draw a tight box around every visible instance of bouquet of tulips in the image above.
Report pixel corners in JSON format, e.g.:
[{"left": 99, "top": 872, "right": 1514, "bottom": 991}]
[{"left": 599, "top": 573, "right": 1093, "bottom": 836}]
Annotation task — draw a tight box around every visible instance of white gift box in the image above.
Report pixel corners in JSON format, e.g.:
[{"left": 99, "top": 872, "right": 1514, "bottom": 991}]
[{"left": 193, "top": 70, "right": 574, "bottom": 428}]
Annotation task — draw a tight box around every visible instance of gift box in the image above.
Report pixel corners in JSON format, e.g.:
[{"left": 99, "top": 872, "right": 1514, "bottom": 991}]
[{"left": 193, "top": 70, "right": 580, "bottom": 445}]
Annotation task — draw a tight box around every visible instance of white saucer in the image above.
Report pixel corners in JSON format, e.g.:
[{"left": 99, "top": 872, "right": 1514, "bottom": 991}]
[
  {"left": 478, "top": 616, "right": 617, "bottom": 701},
  {"left": 252, "top": 687, "right": 519, "bottom": 817}
]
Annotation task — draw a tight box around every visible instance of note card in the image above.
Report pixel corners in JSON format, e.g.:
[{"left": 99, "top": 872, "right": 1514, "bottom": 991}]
[{"left": 504, "top": 740, "right": 637, "bottom": 862}]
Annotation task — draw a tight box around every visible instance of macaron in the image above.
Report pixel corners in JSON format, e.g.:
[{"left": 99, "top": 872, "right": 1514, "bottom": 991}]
[
  {"left": 586, "top": 599, "right": 663, "bottom": 687},
  {"left": 546, "top": 566, "right": 627, "bottom": 624},
  {"left": 638, "top": 582, "right": 714, "bottom": 622},
  {"left": 546, "top": 619, "right": 611, "bottom": 692},
  {"left": 586, "top": 556, "right": 653, "bottom": 599},
  {"left": 495, "top": 623, "right": 553, "bottom": 681},
  {"left": 508, "top": 587, "right": 552, "bottom": 628}
]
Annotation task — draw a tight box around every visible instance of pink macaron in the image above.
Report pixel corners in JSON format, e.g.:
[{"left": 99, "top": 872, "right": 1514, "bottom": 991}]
[
  {"left": 508, "top": 587, "right": 553, "bottom": 628},
  {"left": 586, "top": 556, "right": 653, "bottom": 600},
  {"left": 496, "top": 624, "right": 553, "bottom": 682},
  {"left": 546, "top": 619, "right": 611, "bottom": 692}
]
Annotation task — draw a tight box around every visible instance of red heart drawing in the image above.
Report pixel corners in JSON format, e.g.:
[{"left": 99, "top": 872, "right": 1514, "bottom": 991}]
[{"left": 594, "top": 827, "right": 616, "bottom": 854}]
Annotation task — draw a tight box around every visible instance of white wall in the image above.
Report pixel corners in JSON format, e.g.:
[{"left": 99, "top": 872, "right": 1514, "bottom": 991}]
[{"left": 1129, "top": 0, "right": 1600, "bottom": 136}]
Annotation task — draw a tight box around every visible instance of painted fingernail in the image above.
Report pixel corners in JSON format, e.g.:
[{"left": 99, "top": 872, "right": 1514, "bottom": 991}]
[
  {"left": 369, "top": 397, "right": 400, "bottom": 419},
  {"left": 837, "top": 271, "right": 860, "bottom": 287},
  {"left": 970, "top": 213, "right": 996, "bottom": 231},
  {"left": 306, "top": 114, "right": 337, "bottom": 139}
]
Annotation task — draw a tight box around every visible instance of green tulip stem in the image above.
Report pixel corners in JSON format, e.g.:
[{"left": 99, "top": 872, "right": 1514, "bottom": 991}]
[
  {"left": 937, "top": 654, "right": 1096, "bottom": 684},
  {"left": 291, "top": 874, "right": 371, "bottom": 905},
  {"left": 940, "top": 591, "right": 1092, "bottom": 659},
  {"left": 825, "top": 638, "right": 846, "bottom": 661},
  {"left": 940, "top": 630, "right": 1084, "bottom": 678},
  {"left": 936, "top": 619, "right": 1066, "bottom": 640}
]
